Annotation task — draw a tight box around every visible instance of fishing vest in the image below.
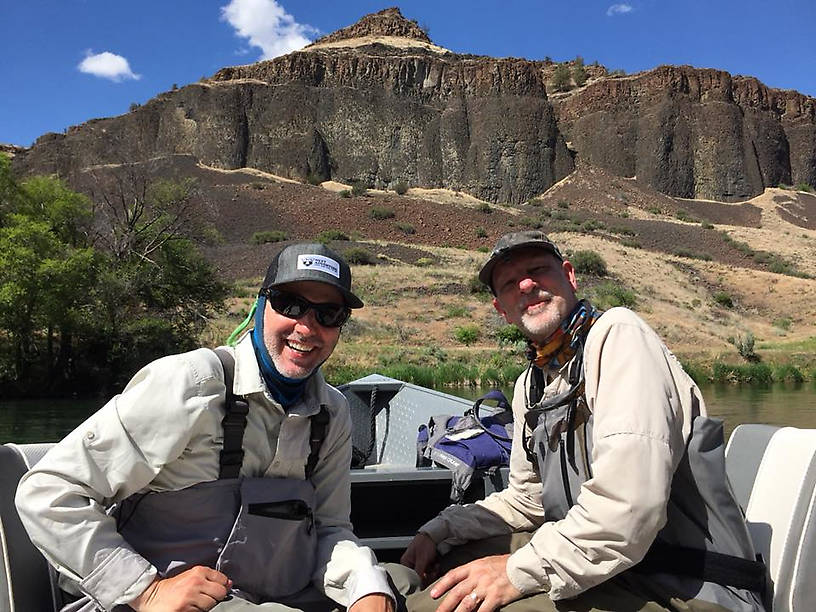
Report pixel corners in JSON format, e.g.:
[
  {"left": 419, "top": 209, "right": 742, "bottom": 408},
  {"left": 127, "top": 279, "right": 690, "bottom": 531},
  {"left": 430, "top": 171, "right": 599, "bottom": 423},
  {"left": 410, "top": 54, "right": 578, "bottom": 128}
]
[
  {"left": 524, "top": 318, "right": 766, "bottom": 596},
  {"left": 114, "top": 348, "right": 329, "bottom": 604}
]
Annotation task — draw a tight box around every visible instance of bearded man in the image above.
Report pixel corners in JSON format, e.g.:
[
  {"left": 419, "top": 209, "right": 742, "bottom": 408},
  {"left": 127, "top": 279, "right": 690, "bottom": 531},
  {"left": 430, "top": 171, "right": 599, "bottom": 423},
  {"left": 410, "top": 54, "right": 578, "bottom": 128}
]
[{"left": 401, "top": 231, "right": 765, "bottom": 612}]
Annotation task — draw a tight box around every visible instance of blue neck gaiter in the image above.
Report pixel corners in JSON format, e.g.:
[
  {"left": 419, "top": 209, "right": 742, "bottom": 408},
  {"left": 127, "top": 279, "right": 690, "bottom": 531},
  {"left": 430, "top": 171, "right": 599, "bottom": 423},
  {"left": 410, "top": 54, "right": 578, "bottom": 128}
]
[{"left": 250, "top": 295, "right": 312, "bottom": 408}]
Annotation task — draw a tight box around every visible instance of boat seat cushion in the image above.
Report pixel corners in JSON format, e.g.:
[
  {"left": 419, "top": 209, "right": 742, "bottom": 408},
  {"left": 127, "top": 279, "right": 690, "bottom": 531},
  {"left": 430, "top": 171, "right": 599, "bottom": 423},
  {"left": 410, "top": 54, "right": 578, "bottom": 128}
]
[{"left": 726, "top": 425, "right": 816, "bottom": 612}]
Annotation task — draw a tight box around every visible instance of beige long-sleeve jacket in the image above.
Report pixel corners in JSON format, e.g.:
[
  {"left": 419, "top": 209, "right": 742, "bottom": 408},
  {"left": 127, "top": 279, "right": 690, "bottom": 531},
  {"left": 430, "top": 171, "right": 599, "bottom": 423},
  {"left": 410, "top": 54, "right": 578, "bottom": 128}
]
[
  {"left": 420, "top": 307, "right": 706, "bottom": 600},
  {"left": 15, "top": 334, "right": 392, "bottom": 611}
]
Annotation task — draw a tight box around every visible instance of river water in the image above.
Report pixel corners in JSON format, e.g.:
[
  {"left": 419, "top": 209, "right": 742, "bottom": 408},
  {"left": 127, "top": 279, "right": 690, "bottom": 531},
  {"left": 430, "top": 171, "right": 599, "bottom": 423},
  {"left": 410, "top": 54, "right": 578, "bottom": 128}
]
[{"left": 2, "top": 382, "right": 815, "bottom": 445}]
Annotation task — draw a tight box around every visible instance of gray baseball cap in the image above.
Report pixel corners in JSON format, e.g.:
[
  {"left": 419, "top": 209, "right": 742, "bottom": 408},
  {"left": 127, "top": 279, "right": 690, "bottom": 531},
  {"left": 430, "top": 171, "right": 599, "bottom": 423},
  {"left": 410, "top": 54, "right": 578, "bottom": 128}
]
[
  {"left": 478, "top": 230, "right": 564, "bottom": 292},
  {"left": 261, "top": 243, "right": 364, "bottom": 308}
]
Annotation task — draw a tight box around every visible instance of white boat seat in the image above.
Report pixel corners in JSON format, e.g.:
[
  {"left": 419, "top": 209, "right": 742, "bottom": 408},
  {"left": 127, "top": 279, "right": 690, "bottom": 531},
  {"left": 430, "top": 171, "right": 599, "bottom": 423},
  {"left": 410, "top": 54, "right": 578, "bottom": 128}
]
[{"left": 726, "top": 425, "right": 816, "bottom": 611}]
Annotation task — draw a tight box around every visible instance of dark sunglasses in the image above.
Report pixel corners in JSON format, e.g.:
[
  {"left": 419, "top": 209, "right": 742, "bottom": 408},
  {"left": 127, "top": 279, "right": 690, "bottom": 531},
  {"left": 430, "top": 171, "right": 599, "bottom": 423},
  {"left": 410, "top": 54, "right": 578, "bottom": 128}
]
[{"left": 263, "top": 289, "right": 351, "bottom": 328}]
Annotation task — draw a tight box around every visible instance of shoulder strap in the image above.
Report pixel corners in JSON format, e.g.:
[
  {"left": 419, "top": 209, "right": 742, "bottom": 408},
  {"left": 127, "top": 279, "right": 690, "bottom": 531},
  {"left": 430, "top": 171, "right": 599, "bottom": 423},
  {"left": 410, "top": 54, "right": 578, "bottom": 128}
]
[
  {"left": 213, "top": 347, "right": 250, "bottom": 479},
  {"left": 305, "top": 405, "right": 330, "bottom": 480}
]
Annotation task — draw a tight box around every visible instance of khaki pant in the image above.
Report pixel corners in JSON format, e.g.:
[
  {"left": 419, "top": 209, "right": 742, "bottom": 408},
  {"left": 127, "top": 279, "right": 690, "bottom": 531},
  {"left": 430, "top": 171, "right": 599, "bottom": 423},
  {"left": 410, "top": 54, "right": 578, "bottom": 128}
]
[
  {"left": 214, "top": 563, "right": 420, "bottom": 611},
  {"left": 405, "top": 535, "right": 732, "bottom": 612}
]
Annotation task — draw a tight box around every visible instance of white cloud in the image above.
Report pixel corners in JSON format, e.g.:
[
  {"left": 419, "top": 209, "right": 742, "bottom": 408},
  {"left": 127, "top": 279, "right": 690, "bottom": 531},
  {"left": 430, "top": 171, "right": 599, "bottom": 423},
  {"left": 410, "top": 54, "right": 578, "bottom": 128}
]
[
  {"left": 221, "top": 0, "right": 317, "bottom": 60},
  {"left": 78, "top": 51, "right": 140, "bottom": 82},
  {"left": 607, "top": 3, "right": 634, "bottom": 17}
]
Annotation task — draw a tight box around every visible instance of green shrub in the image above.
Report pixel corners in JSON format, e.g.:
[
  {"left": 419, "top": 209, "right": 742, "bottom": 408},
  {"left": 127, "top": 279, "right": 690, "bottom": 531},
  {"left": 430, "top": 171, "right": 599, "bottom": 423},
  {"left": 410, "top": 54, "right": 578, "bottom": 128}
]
[
  {"left": 557, "top": 200, "right": 570, "bottom": 209},
  {"left": 316, "top": 229, "right": 349, "bottom": 244},
  {"left": 551, "top": 64, "right": 572, "bottom": 92},
  {"left": 496, "top": 324, "right": 526, "bottom": 345},
  {"left": 679, "top": 359, "right": 708, "bottom": 385},
  {"left": 647, "top": 206, "right": 662, "bottom": 214},
  {"left": 701, "top": 221, "right": 714, "bottom": 229},
  {"left": 453, "top": 324, "right": 481, "bottom": 346},
  {"left": 481, "top": 367, "right": 502, "bottom": 386},
  {"left": 571, "top": 250, "right": 608, "bottom": 276},
  {"left": 590, "top": 281, "right": 637, "bottom": 309},
  {"left": 415, "top": 257, "right": 434, "bottom": 267},
  {"left": 729, "top": 332, "right": 758, "bottom": 361},
  {"left": 795, "top": 182, "right": 814, "bottom": 193},
  {"left": 468, "top": 275, "right": 490, "bottom": 294},
  {"left": 674, "top": 248, "right": 712, "bottom": 261},
  {"left": 475, "top": 226, "right": 488, "bottom": 238},
  {"left": 621, "top": 239, "right": 642, "bottom": 249},
  {"left": 369, "top": 206, "right": 395, "bottom": 220},
  {"left": 519, "top": 216, "right": 542, "bottom": 229},
  {"left": 609, "top": 225, "right": 636, "bottom": 236},
  {"left": 774, "top": 363, "right": 804, "bottom": 382},
  {"left": 675, "top": 209, "right": 698, "bottom": 222},
  {"left": 712, "top": 362, "right": 773, "bottom": 384},
  {"left": 572, "top": 64, "right": 587, "bottom": 87},
  {"left": 712, "top": 291, "right": 733, "bottom": 308},
  {"left": 476, "top": 202, "right": 492, "bottom": 213},
  {"left": 580, "top": 219, "right": 604, "bottom": 232},
  {"left": 251, "top": 230, "right": 287, "bottom": 245},
  {"left": 395, "top": 221, "right": 416, "bottom": 235},
  {"left": 351, "top": 181, "right": 368, "bottom": 197},
  {"left": 251, "top": 182, "right": 265, "bottom": 190},
  {"left": 444, "top": 305, "right": 470, "bottom": 318},
  {"left": 339, "top": 190, "right": 351, "bottom": 198},
  {"left": 773, "top": 317, "right": 792, "bottom": 331},
  {"left": 393, "top": 181, "right": 409, "bottom": 195},
  {"left": 306, "top": 173, "right": 323, "bottom": 186},
  {"left": 343, "top": 247, "right": 376, "bottom": 265}
]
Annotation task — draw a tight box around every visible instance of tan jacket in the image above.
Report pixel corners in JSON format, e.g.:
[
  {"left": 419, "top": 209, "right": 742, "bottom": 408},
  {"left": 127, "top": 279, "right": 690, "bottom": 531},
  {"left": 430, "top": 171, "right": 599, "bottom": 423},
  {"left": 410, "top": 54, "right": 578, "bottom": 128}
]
[
  {"left": 420, "top": 307, "right": 707, "bottom": 600},
  {"left": 15, "top": 334, "right": 391, "bottom": 611}
]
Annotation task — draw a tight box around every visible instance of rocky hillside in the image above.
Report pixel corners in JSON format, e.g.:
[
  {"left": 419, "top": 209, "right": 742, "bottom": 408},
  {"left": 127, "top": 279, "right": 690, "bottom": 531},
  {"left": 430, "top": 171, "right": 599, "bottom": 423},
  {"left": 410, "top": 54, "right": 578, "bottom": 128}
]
[{"left": 12, "top": 7, "right": 815, "bottom": 206}]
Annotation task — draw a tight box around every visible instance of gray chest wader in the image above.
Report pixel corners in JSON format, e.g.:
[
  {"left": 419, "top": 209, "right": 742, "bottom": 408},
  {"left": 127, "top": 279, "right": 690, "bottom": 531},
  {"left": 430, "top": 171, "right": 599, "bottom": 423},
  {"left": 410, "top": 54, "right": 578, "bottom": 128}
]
[
  {"left": 114, "top": 348, "right": 330, "bottom": 603},
  {"left": 523, "top": 335, "right": 767, "bottom": 598}
]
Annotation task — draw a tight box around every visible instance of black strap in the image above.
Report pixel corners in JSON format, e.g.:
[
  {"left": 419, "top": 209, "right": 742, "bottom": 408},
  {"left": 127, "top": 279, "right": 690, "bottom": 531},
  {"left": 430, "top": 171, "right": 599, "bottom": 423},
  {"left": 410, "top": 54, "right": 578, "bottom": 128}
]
[
  {"left": 214, "top": 348, "right": 250, "bottom": 479},
  {"left": 634, "top": 542, "right": 767, "bottom": 593},
  {"left": 469, "top": 390, "right": 513, "bottom": 443},
  {"left": 305, "top": 405, "right": 330, "bottom": 480}
]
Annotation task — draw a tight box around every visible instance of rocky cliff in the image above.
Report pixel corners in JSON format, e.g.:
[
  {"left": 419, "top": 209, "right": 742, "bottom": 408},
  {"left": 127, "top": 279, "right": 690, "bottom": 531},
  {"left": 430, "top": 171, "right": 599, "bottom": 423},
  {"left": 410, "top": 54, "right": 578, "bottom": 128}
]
[
  {"left": 553, "top": 65, "right": 816, "bottom": 201},
  {"left": 12, "top": 7, "right": 816, "bottom": 204}
]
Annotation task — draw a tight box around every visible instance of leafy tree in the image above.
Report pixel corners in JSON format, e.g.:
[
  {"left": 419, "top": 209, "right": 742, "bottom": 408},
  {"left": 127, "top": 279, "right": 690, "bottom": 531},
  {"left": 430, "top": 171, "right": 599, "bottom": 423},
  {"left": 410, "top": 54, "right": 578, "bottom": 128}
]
[
  {"left": 551, "top": 64, "right": 572, "bottom": 92},
  {"left": 0, "top": 158, "right": 226, "bottom": 397}
]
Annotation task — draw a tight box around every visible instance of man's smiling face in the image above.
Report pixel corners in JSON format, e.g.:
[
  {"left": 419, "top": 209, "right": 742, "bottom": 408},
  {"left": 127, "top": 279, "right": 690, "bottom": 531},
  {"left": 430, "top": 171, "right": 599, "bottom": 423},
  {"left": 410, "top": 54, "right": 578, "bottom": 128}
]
[
  {"left": 491, "top": 248, "right": 578, "bottom": 344},
  {"left": 262, "top": 280, "right": 343, "bottom": 379}
]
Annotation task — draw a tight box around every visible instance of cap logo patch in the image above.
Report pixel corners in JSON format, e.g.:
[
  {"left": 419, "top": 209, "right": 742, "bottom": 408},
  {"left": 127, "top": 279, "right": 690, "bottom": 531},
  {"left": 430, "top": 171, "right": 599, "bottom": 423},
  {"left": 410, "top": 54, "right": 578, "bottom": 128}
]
[{"left": 297, "top": 254, "right": 341, "bottom": 278}]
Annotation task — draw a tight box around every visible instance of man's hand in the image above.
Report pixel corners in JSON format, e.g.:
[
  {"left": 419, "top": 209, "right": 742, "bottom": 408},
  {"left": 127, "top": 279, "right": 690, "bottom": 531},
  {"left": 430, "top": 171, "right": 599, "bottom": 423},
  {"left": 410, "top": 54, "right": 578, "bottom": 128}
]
[
  {"left": 400, "top": 532, "right": 440, "bottom": 588},
  {"left": 348, "top": 593, "right": 395, "bottom": 612},
  {"left": 429, "top": 555, "right": 522, "bottom": 612},
  {"left": 129, "top": 565, "right": 232, "bottom": 612}
]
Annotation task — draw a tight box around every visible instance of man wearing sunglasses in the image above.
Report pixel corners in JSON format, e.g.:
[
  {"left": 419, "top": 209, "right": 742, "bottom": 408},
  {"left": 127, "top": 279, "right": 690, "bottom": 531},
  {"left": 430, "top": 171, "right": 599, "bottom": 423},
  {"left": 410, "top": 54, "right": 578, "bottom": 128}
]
[{"left": 16, "top": 243, "right": 410, "bottom": 611}]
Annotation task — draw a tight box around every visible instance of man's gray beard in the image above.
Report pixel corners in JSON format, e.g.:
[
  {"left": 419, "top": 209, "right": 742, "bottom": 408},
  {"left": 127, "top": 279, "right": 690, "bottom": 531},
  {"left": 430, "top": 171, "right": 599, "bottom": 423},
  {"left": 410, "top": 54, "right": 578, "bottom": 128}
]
[{"left": 519, "top": 308, "right": 563, "bottom": 342}]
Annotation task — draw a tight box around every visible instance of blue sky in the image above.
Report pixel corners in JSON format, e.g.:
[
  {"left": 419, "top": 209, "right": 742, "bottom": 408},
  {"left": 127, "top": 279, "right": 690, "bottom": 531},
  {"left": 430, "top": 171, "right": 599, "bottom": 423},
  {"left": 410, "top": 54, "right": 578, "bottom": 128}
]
[{"left": 2, "top": 1, "right": 814, "bottom": 148}]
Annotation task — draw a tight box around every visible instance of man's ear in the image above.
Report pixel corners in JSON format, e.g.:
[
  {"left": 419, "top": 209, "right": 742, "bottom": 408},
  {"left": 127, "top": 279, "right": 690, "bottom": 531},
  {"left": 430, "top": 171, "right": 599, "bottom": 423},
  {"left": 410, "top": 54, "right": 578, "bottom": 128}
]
[
  {"left": 562, "top": 260, "right": 578, "bottom": 292},
  {"left": 492, "top": 296, "right": 510, "bottom": 323}
]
